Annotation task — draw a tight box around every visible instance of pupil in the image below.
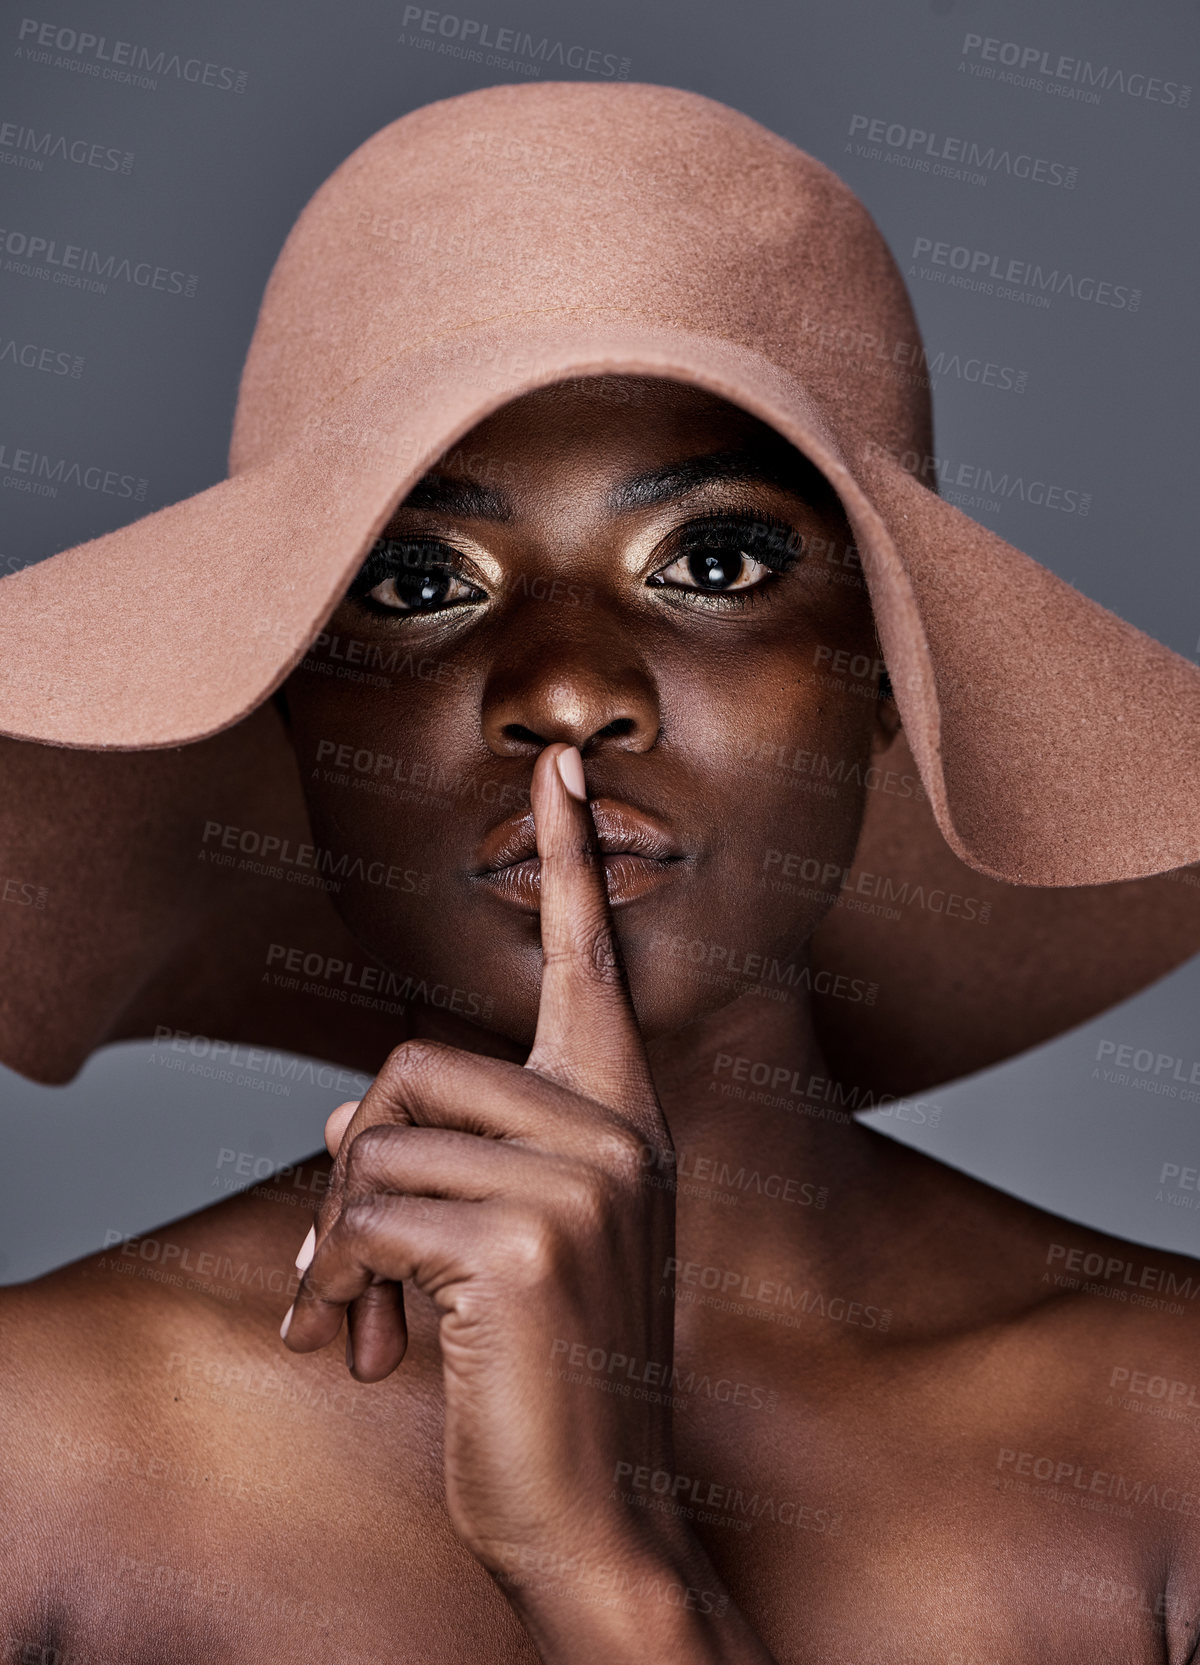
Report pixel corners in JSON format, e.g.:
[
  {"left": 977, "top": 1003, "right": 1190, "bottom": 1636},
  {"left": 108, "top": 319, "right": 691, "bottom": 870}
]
[
  {"left": 397, "top": 568, "right": 450, "bottom": 608},
  {"left": 687, "top": 549, "right": 743, "bottom": 589}
]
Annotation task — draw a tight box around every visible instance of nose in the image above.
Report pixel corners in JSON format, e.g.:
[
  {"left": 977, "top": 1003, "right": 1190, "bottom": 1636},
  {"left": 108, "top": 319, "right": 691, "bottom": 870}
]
[{"left": 481, "top": 624, "right": 660, "bottom": 758}]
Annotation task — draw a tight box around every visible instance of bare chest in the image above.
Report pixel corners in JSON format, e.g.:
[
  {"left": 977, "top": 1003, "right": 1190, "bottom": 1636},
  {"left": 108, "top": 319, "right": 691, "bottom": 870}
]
[{"left": 30, "top": 1328, "right": 1190, "bottom": 1665}]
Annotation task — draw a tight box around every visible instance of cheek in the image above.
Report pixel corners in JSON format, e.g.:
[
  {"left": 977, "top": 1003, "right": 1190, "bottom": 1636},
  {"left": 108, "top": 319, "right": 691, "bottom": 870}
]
[
  {"left": 282, "top": 666, "right": 548, "bottom": 1047},
  {"left": 663, "top": 631, "right": 877, "bottom": 860},
  {"left": 604, "top": 643, "right": 877, "bottom": 1027},
  {"left": 282, "top": 668, "right": 486, "bottom": 951}
]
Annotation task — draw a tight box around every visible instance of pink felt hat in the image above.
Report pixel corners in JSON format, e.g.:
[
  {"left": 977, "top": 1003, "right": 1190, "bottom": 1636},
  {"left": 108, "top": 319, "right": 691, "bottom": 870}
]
[{"left": 1, "top": 81, "right": 1197, "bottom": 1093}]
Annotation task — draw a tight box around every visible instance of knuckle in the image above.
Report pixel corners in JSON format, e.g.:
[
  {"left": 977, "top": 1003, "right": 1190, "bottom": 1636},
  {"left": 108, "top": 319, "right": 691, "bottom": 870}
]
[
  {"left": 379, "top": 1036, "right": 448, "bottom": 1090},
  {"left": 299, "top": 1273, "right": 345, "bottom": 1309},
  {"left": 344, "top": 1121, "right": 402, "bottom": 1186},
  {"left": 336, "top": 1195, "right": 393, "bottom": 1246},
  {"left": 557, "top": 1168, "right": 610, "bottom": 1233},
  {"left": 298, "top": 1236, "right": 358, "bottom": 1305},
  {"left": 593, "top": 1123, "right": 653, "bottom": 1182},
  {"left": 581, "top": 918, "right": 623, "bottom": 985},
  {"left": 503, "top": 1212, "right": 562, "bottom": 1282},
  {"left": 542, "top": 911, "right": 623, "bottom": 986}
]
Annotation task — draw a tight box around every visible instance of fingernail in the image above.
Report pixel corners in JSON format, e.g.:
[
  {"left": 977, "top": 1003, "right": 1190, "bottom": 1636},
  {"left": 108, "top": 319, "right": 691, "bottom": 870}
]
[
  {"left": 294, "top": 1225, "right": 316, "bottom": 1272},
  {"left": 556, "top": 745, "right": 587, "bottom": 801},
  {"left": 280, "top": 1303, "right": 294, "bottom": 1340},
  {"left": 345, "top": 1329, "right": 354, "bottom": 1372}
]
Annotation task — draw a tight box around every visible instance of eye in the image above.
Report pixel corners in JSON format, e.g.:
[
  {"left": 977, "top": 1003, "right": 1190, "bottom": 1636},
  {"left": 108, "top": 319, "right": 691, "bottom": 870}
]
[
  {"left": 366, "top": 566, "right": 483, "bottom": 613},
  {"left": 646, "top": 515, "right": 804, "bottom": 602},
  {"left": 649, "top": 546, "right": 772, "bottom": 594},
  {"left": 351, "top": 537, "right": 487, "bottom": 617}
]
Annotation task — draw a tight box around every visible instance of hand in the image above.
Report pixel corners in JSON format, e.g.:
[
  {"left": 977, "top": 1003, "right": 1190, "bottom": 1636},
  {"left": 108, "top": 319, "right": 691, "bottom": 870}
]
[{"left": 282, "top": 743, "right": 680, "bottom": 1569}]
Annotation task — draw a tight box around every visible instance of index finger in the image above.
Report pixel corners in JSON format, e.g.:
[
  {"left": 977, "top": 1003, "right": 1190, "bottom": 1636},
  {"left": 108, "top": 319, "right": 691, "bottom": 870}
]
[{"left": 524, "top": 743, "right": 655, "bottom": 1108}]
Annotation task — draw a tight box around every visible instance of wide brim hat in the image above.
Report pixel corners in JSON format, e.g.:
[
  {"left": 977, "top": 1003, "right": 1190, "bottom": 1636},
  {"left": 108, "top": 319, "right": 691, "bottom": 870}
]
[{"left": 1, "top": 81, "right": 1197, "bottom": 1094}]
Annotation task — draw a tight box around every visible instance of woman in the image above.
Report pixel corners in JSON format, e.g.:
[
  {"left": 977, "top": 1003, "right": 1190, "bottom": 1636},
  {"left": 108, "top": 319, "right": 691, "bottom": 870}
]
[{"left": 2, "top": 82, "right": 1199, "bottom": 1662}]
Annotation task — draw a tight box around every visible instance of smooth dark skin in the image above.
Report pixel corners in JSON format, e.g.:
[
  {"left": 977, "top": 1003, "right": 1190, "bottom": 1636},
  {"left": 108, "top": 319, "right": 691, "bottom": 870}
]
[{"left": 3, "top": 378, "right": 1200, "bottom": 1663}]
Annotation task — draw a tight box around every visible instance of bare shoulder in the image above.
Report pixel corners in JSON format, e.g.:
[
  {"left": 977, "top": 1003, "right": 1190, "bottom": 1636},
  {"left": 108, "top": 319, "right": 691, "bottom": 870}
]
[
  {"left": 0, "top": 1199, "right": 504, "bottom": 1657},
  {"left": 0, "top": 1185, "right": 306, "bottom": 1614},
  {"left": 987, "top": 1195, "right": 1200, "bottom": 1621},
  {"left": 0, "top": 1249, "right": 153, "bottom": 1622}
]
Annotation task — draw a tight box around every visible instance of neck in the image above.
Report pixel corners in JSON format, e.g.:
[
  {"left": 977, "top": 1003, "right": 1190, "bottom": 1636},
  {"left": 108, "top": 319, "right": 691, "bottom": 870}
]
[{"left": 645, "top": 985, "right": 904, "bottom": 1284}]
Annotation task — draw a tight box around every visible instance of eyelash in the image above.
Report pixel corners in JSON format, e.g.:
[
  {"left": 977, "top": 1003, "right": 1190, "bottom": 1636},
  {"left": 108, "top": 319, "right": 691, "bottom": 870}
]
[
  {"left": 647, "top": 513, "right": 804, "bottom": 610},
  {"left": 348, "top": 514, "right": 805, "bottom": 619},
  {"left": 348, "top": 538, "right": 486, "bottom": 618}
]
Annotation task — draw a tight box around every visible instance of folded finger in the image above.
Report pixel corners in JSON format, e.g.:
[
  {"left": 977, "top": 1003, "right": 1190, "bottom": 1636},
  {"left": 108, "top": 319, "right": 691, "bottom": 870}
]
[
  {"left": 282, "top": 1194, "right": 483, "bottom": 1357},
  {"left": 346, "top": 1276, "right": 407, "bottom": 1383}
]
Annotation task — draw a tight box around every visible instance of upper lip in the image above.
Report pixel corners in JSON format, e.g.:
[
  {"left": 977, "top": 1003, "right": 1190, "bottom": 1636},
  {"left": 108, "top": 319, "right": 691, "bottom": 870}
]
[{"left": 473, "top": 796, "right": 684, "bottom": 874}]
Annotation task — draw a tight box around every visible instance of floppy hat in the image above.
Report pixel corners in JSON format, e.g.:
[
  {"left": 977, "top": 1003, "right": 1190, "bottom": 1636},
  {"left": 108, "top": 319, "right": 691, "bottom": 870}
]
[{"left": 1, "top": 81, "right": 1197, "bottom": 1094}]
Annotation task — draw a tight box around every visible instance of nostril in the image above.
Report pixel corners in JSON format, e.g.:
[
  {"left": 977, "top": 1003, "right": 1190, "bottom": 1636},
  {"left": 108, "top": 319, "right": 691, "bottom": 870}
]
[
  {"left": 500, "top": 723, "right": 545, "bottom": 747},
  {"left": 592, "top": 718, "right": 637, "bottom": 742}
]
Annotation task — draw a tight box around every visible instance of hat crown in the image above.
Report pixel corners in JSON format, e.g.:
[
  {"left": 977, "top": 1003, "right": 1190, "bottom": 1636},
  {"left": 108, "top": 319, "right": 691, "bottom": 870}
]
[{"left": 228, "top": 81, "right": 931, "bottom": 474}]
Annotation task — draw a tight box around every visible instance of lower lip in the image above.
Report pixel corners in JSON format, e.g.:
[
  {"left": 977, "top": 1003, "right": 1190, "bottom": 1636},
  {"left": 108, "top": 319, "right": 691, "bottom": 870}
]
[{"left": 474, "top": 853, "right": 682, "bottom": 913}]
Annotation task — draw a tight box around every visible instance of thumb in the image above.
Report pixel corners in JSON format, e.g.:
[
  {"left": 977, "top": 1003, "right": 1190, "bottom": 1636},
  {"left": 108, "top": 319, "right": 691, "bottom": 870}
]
[{"left": 324, "top": 1099, "right": 361, "bottom": 1156}]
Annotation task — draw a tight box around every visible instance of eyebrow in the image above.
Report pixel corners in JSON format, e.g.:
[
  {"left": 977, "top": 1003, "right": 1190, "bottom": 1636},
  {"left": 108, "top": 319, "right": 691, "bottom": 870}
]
[
  {"left": 605, "top": 448, "right": 833, "bottom": 514},
  {"left": 399, "top": 473, "right": 514, "bottom": 520},
  {"left": 396, "top": 445, "right": 831, "bottom": 524}
]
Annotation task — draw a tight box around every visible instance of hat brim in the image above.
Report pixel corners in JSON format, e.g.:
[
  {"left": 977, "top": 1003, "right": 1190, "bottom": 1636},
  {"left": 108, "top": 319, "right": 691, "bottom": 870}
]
[{"left": 1, "top": 314, "right": 1198, "bottom": 890}]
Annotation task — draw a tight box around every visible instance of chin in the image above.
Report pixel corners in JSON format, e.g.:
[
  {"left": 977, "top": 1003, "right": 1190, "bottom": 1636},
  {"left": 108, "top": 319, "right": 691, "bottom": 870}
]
[{"left": 329, "top": 877, "right": 823, "bottom": 1058}]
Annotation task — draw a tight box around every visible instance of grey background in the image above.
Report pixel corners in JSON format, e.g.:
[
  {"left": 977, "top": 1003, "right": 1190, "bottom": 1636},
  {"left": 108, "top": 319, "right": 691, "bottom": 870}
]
[{"left": 1, "top": 0, "right": 1197, "bottom": 1279}]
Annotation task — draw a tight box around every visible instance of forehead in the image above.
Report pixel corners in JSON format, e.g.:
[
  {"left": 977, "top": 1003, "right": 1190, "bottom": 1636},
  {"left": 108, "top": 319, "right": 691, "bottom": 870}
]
[
  {"left": 445, "top": 375, "right": 769, "bottom": 455},
  {"left": 407, "top": 376, "right": 839, "bottom": 520}
]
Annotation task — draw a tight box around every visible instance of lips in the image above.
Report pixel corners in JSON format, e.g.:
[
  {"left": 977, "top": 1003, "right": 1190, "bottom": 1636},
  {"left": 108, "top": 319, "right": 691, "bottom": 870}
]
[{"left": 472, "top": 797, "right": 686, "bottom": 912}]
